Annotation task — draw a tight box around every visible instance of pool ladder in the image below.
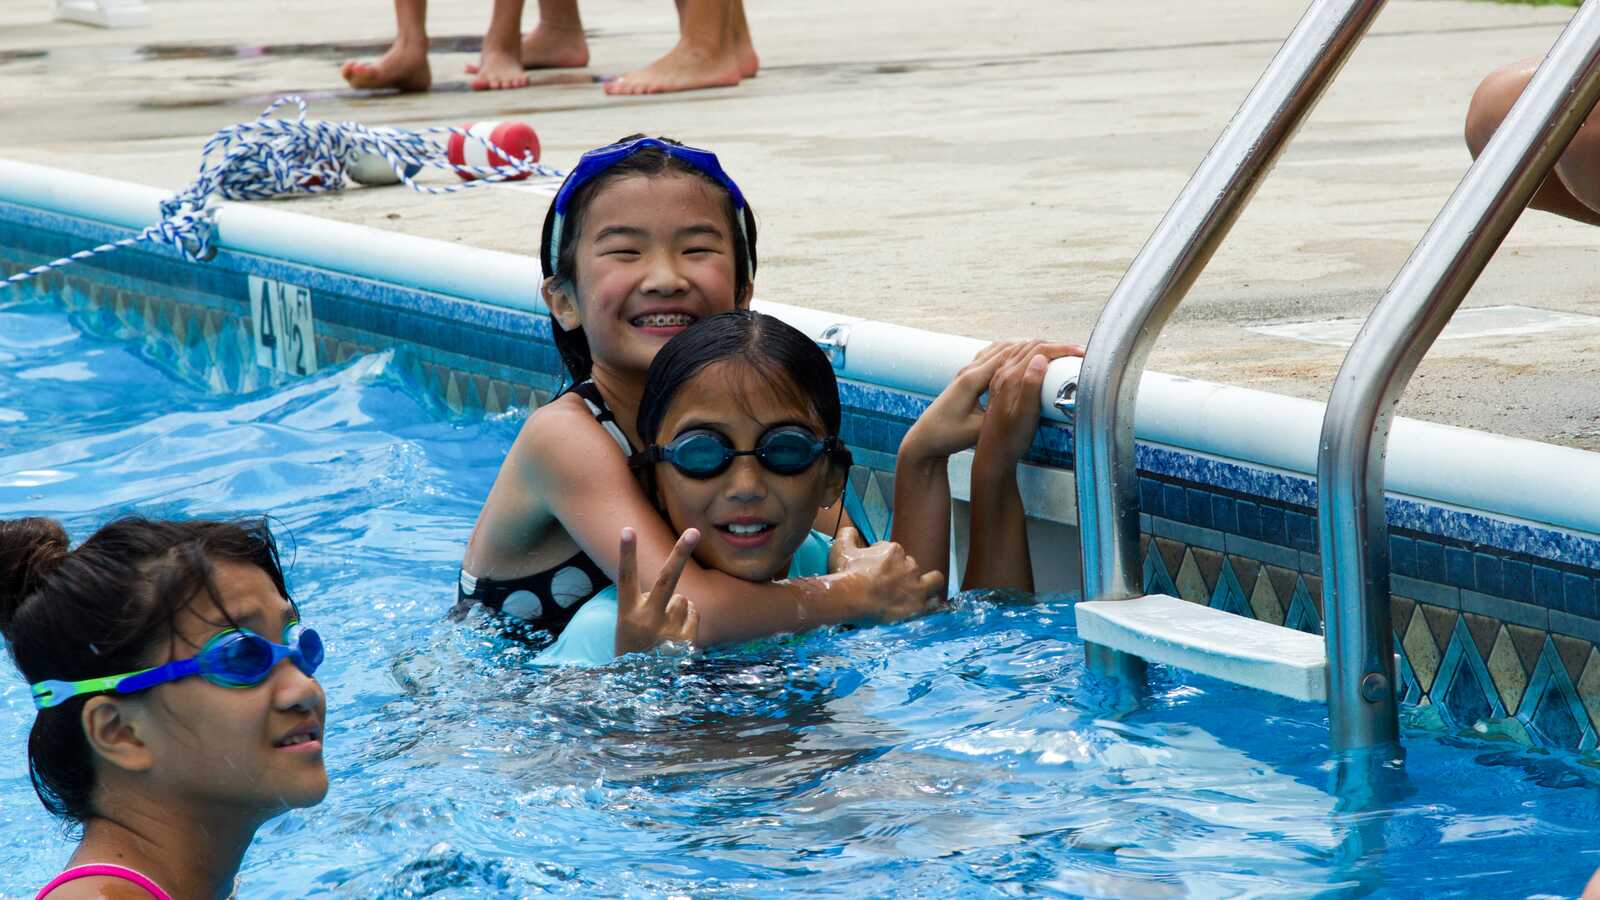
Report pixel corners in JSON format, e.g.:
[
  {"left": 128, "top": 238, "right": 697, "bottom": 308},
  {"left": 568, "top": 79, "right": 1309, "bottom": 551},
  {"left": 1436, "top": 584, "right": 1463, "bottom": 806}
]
[{"left": 1069, "top": 0, "right": 1600, "bottom": 760}]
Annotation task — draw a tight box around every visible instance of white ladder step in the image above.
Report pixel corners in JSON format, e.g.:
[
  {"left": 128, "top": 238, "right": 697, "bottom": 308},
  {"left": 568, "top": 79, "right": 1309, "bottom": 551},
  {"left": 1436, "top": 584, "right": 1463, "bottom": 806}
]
[{"left": 1075, "top": 594, "right": 1327, "bottom": 702}]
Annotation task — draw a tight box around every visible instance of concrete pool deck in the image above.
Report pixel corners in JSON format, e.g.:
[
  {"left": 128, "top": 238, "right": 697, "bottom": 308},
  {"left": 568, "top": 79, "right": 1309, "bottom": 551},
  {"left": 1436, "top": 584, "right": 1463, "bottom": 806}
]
[{"left": 2, "top": 0, "right": 1598, "bottom": 447}]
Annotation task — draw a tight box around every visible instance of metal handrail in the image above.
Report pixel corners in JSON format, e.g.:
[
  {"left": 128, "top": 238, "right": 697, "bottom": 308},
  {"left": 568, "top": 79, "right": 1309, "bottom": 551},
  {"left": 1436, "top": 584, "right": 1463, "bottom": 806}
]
[
  {"left": 1074, "top": 0, "right": 1388, "bottom": 676},
  {"left": 1318, "top": 0, "right": 1600, "bottom": 758}
]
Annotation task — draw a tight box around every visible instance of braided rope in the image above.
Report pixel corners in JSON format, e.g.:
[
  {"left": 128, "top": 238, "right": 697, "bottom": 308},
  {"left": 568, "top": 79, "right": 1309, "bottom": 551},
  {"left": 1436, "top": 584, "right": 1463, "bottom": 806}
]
[{"left": 3, "top": 96, "right": 564, "bottom": 289}]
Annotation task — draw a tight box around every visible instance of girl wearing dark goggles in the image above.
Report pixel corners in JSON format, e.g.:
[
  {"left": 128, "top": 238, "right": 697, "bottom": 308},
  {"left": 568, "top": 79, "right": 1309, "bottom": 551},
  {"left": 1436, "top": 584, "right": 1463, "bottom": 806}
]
[{"left": 632, "top": 425, "right": 849, "bottom": 480}]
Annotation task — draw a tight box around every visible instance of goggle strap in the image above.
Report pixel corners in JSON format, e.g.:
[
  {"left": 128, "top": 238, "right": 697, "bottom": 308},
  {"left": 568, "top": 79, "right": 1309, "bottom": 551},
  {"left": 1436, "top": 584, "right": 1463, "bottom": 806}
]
[{"left": 116, "top": 658, "right": 199, "bottom": 694}]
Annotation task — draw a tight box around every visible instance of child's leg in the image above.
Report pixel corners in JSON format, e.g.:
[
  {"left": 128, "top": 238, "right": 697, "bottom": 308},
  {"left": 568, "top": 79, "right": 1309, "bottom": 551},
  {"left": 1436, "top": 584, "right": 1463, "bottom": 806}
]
[
  {"left": 472, "top": 0, "right": 534, "bottom": 90},
  {"left": 340, "top": 0, "right": 432, "bottom": 93},
  {"left": 603, "top": 0, "right": 744, "bottom": 96},
  {"left": 1466, "top": 58, "right": 1600, "bottom": 226},
  {"left": 467, "top": 0, "right": 588, "bottom": 80}
]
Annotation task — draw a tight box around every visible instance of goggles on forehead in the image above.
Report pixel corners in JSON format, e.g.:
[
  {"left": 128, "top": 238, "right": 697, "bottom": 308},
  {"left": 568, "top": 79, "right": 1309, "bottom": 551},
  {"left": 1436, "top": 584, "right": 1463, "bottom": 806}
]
[
  {"left": 632, "top": 425, "right": 850, "bottom": 480},
  {"left": 546, "top": 137, "right": 752, "bottom": 281},
  {"left": 30, "top": 621, "right": 325, "bottom": 710}
]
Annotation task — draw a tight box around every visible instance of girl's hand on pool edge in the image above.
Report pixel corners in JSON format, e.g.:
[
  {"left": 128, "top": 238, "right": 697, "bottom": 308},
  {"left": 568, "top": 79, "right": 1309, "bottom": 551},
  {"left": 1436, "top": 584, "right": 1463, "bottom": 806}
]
[
  {"left": 826, "top": 527, "right": 947, "bottom": 622},
  {"left": 899, "top": 340, "right": 1084, "bottom": 464},
  {"left": 976, "top": 342, "right": 1070, "bottom": 471},
  {"left": 614, "top": 526, "right": 701, "bottom": 657}
]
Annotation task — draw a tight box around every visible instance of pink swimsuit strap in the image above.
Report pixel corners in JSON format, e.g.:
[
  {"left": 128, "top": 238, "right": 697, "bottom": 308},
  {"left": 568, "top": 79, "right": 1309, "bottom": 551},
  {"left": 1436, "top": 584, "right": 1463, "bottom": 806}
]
[{"left": 36, "top": 863, "right": 173, "bottom": 900}]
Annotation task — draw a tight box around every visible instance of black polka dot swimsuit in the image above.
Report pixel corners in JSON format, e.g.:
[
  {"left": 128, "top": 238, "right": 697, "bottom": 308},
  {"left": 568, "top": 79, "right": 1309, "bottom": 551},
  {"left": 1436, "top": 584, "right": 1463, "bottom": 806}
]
[{"left": 457, "top": 381, "right": 634, "bottom": 633}]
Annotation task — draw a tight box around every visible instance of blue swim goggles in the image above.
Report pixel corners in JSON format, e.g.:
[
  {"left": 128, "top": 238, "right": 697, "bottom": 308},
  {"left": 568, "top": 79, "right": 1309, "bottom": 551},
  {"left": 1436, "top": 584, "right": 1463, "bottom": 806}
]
[
  {"left": 547, "top": 137, "right": 751, "bottom": 280},
  {"left": 633, "top": 426, "right": 849, "bottom": 479},
  {"left": 30, "top": 621, "right": 325, "bottom": 710}
]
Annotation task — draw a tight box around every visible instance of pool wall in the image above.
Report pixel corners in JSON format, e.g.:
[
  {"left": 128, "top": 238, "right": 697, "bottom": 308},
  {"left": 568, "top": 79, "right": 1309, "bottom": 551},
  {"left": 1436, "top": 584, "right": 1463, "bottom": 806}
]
[{"left": 4, "top": 159, "right": 1599, "bottom": 751}]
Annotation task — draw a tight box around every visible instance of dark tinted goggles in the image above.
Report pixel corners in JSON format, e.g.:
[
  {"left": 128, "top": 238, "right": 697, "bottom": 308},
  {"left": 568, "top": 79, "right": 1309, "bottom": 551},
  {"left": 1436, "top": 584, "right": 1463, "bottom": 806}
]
[{"left": 635, "top": 426, "right": 848, "bottom": 479}]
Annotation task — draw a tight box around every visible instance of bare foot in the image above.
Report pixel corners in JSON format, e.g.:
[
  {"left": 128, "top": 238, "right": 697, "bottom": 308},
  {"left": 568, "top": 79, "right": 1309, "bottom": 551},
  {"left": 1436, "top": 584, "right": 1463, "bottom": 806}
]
[
  {"left": 603, "top": 42, "right": 742, "bottom": 96},
  {"left": 470, "top": 44, "right": 531, "bottom": 90},
  {"left": 468, "top": 23, "right": 590, "bottom": 72},
  {"left": 732, "top": 2, "right": 758, "bottom": 77},
  {"left": 341, "top": 39, "right": 431, "bottom": 93},
  {"left": 737, "top": 42, "right": 759, "bottom": 79}
]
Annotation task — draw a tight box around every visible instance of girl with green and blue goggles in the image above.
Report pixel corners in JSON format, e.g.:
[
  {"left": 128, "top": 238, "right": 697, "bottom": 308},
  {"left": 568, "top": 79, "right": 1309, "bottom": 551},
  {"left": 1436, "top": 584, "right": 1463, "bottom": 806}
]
[
  {"left": 30, "top": 619, "right": 324, "bottom": 710},
  {"left": 5, "top": 515, "right": 330, "bottom": 900}
]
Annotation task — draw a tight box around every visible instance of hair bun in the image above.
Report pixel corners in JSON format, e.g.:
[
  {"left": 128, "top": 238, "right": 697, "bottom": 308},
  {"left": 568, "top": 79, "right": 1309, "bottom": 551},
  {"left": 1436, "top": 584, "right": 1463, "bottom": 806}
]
[{"left": 0, "top": 517, "right": 70, "bottom": 635}]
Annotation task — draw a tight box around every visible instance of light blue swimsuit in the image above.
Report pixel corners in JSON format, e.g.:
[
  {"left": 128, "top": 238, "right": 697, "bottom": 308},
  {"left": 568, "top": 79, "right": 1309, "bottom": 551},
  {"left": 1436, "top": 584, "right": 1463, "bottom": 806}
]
[{"left": 535, "top": 530, "right": 833, "bottom": 666}]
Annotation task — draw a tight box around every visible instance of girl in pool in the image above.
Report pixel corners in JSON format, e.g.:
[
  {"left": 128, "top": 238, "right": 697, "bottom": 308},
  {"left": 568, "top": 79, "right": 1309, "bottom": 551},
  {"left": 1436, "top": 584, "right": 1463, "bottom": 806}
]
[
  {"left": 458, "top": 135, "right": 952, "bottom": 648},
  {"left": 537, "top": 310, "right": 1073, "bottom": 664},
  {"left": 3, "top": 517, "right": 327, "bottom": 900}
]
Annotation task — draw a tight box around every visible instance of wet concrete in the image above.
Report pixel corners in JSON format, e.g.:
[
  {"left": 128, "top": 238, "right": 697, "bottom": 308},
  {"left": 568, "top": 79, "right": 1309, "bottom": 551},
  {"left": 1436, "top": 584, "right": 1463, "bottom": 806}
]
[{"left": 1, "top": 0, "right": 1597, "bottom": 447}]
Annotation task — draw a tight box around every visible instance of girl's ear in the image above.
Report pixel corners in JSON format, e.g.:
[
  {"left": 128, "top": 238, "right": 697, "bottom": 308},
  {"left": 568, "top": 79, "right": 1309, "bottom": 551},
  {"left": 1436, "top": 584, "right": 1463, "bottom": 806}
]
[
  {"left": 81, "top": 696, "right": 155, "bottom": 774},
  {"left": 544, "top": 276, "right": 582, "bottom": 332},
  {"left": 735, "top": 279, "right": 754, "bottom": 310}
]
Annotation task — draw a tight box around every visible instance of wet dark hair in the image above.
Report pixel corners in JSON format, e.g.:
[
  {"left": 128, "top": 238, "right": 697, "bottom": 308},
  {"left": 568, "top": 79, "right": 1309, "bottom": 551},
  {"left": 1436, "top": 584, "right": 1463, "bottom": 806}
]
[
  {"left": 633, "top": 311, "right": 851, "bottom": 503},
  {"left": 539, "top": 134, "right": 759, "bottom": 384},
  {"left": 0, "top": 516, "right": 290, "bottom": 827}
]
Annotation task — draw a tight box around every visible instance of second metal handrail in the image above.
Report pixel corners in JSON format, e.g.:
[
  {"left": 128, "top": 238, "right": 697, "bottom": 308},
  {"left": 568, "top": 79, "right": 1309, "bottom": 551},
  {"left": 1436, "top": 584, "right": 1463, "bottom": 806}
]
[{"left": 1318, "top": 0, "right": 1600, "bottom": 758}]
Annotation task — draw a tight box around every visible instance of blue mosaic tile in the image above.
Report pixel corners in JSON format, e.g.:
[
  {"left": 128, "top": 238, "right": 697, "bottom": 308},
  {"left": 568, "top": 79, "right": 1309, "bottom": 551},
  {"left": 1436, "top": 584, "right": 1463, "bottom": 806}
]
[
  {"left": 1162, "top": 484, "right": 1186, "bottom": 523},
  {"left": 1210, "top": 494, "right": 1238, "bottom": 535},
  {"left": 1415, "top": 540, "right": 1446, "bottom": 584},
  {"left": 1143, "top": 545, "right": 1179, "bottom": 597},
  {"left": 1186, "top": 488, "right": 1213, "bottom": 529},
  {"left": 1501, "top": 557, "right": 1532, "bottom": 604},
  {"left": 1209, "top": 557, "right": 1251, "bottom": 618},
  {"left": 1530, "top": 687, "right": 1584, "bottom": 748},
  {"left": 1137, "top": 444, "right": 1317, "bottom": 508},
  {"left": 1395, "top": 635, "right": 1424, "bottom": 707},
  {"left": 1460, "top": 589, "right": 1548, "bottom": 631},
  {"left": 1139, "top": 477, "right": 1163, "bottom": 518},
  {"left": 1236, "top": 500, "right": 1261, "bottom": 541},
  {"left": 1282, "top": 578, "right": 1321, "bottom": 635},
  {"left": 1566, "top": 572, "right": 1598, "bottom": 619},
  {"left": 1285, "top": 511, "right": 1316, "bottom": 552},
  {"left": 1258, "top": 505, "right": 1286, "bottom": 547},
  {"left": 1389, "top": 535, "right": 1416, "bottom": 579},
  {"left": 1470, "top": 553, "right": 1502, "bottom": 598},
  {"left": 1150, "top": 516, "right": 1226, "bottom": 553},
  {"left": 1223, "top": 531, "right": 1299, "bottom": 571},
  {"left": 1533, "top": 564, "right": 1564, "bottom": 610},
  {"left": 1434, "top": 619, "right": 1506, "bottom": 728},
  {"left": 1519, "top": 645, "right": 1595, "bottom": 750},
  {"left": 1444, "top": 547, "right": 1475, "bottom": 590}
]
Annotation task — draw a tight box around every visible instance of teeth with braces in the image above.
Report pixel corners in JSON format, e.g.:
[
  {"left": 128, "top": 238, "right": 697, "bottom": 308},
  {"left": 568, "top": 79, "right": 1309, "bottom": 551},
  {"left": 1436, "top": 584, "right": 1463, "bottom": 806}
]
[{"left": 633, "top": 313, "right": 696, "bottom": 328}]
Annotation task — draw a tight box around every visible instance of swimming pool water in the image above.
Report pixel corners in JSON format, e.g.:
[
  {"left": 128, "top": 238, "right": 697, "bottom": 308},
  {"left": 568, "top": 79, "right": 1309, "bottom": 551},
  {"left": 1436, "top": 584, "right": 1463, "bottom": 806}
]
[{"left": 2, "top": 297, "right": 1598, "bottom": 898}]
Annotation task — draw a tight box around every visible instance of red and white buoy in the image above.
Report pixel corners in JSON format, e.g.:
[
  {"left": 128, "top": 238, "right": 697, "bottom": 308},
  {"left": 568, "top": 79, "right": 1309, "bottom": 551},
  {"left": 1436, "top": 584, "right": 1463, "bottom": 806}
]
[{"left": 445, "top": 121, "right": 541, "bottom": 181}]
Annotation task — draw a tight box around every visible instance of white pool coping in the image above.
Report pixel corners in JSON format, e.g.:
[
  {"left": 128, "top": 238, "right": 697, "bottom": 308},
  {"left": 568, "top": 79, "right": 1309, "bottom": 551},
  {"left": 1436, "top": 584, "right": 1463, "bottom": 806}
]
[{"left": 6, "top": 157, "right": 1600, "bottom": 538}]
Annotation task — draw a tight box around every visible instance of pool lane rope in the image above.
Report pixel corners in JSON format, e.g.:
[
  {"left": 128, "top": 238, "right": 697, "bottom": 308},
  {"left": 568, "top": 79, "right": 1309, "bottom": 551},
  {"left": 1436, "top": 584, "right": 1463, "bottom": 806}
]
[{"left": 1, "top": 96, "right": 564, "bottom": 289}]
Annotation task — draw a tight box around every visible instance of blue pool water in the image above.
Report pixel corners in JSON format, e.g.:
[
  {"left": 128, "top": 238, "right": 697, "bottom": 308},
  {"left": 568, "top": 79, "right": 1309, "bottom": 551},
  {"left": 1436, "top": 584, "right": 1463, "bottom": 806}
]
[{"left": 2, "top": 297, "right": 1599, "bottom": 898}]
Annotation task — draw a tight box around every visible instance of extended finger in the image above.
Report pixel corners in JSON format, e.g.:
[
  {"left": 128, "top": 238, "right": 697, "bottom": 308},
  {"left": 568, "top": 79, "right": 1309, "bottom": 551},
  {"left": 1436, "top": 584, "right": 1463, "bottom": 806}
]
[
  {"left": 651, "top": 528, "right": 701, "bottom": 601},
  {"left": 617, "top": 527, "right": 639, "bottom": 603}
]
